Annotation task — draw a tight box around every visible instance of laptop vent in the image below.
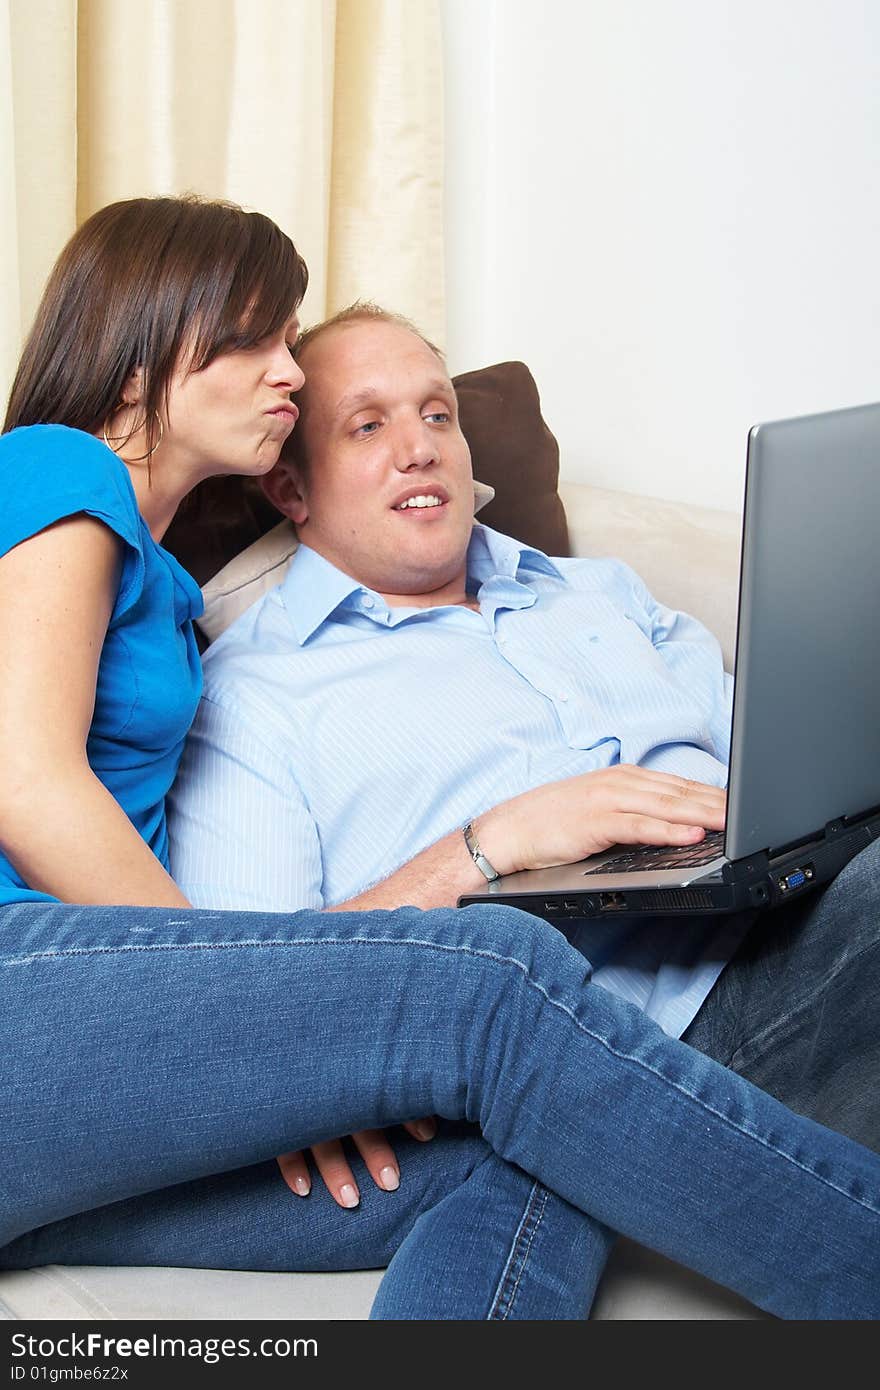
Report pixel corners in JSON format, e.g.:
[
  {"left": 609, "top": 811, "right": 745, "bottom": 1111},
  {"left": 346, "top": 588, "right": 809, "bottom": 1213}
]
[{"left": 639, "top": 888, "right": 715, "bottom": 911}]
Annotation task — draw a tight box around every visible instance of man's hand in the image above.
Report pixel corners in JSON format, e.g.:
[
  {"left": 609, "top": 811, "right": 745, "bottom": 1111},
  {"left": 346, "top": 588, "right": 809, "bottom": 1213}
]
[
  {"left": 276, "top": 1118, "right": 437, "bottom": 1207},
  {"left": 478, "top": 764, "right": 727, "bottom": 876}
]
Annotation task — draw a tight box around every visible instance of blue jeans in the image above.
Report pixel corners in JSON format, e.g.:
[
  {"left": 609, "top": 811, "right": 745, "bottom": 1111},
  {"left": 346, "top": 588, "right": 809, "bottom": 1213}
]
[
  {"left": 2, "top": 842, "right": 880, "bottom": 1319},
  {"left": 683, "top": 836, "right": 880, "bottom": 1152}
]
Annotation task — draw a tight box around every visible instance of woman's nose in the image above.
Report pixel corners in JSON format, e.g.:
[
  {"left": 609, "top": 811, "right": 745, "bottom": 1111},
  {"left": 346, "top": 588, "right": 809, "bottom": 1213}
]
[{"left": 267, "top": 348, "right": 305, "bottom": 392}]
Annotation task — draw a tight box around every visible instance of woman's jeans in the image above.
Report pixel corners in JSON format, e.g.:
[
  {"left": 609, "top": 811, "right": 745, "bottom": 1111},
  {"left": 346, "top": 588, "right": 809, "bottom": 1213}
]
[{"left": 2, "top": 839, "right": 880, "bottom": 1320}]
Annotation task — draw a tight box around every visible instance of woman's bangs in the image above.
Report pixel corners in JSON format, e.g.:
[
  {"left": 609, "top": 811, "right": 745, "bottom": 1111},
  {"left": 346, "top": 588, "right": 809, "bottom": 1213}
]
[{"left": 192, "top": 228, "right": 308, "bottom": 368}]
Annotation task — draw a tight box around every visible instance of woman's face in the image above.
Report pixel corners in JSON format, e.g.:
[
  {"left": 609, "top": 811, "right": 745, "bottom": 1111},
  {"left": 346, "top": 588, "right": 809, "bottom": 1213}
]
[{"left": 162, "top": 316, "right": 305, "bottom": 484}]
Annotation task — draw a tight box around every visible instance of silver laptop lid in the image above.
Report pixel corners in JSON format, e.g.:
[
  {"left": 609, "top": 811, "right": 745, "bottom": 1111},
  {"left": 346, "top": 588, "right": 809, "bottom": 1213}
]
[{"left": 726, "top": 401, "right": 880, "bottom": 861}]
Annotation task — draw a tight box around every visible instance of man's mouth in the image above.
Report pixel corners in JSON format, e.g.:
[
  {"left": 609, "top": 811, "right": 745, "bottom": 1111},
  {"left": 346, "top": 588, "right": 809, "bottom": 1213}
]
[{"left": 393, "top": 493, "right": 446, "bottom": 511}]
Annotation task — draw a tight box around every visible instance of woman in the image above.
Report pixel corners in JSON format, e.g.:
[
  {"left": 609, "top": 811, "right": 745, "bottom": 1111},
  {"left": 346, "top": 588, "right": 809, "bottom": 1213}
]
[{"left": 1, "top": 196, "right": 878, "bottom": 1320}]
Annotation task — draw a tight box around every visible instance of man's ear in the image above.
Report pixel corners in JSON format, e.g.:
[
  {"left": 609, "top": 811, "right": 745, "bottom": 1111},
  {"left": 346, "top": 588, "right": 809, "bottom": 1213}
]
[{"left": 261, "top": 460, "right": 310, "bottom": 525}]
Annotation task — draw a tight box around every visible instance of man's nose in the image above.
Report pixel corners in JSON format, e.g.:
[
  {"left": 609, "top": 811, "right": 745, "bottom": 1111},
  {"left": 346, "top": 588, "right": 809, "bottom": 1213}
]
[{"left": 393, "top": 419, "right": 439, "bottom": 470}]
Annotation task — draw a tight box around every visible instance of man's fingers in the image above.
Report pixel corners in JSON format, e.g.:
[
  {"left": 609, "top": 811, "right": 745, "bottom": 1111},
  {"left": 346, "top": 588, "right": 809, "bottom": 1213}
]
[
  {"left": 310, "top": 1138, "right": 361, "bottom": 1208},
  {"left": 618, "top": 764, "right": 724, "bottom": 793},
  {"left": 613, "top": 766, "right": 726, "bottom": 808},
  {"left": 276, "top": 1150, "right": 311, "bottom": 1198},
  {"left": 351, "top": 1128, "right": 402, "bottom": 1192},
  {"left": 603, "top": 785, "right": 725, "bottom": 832},
  {"left": 654, "top": 790, "right": 726, "bottom": 826},
  {"left": 615, "top": 814, "right": 710, "bottom": 846}
]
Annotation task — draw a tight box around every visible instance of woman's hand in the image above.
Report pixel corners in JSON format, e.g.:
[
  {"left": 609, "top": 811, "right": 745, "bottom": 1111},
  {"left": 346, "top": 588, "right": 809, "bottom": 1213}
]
[
  {"left": 276, "top": 1118, "right": 437, "bottom": 1207},
  {"left": 477, "top": 764, "right": 727, "bottom": 876}
]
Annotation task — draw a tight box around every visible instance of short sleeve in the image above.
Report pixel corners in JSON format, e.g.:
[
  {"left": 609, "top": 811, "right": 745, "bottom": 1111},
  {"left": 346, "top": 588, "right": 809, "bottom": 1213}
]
[{"left": 0, "top": 424, "right": 145, "bottom": 615}]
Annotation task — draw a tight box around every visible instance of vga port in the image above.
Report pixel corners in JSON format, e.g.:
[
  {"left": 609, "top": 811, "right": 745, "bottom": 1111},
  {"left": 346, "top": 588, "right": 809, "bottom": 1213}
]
[{"left": 778, "top": 863, "right": 814, "bottom": 893}]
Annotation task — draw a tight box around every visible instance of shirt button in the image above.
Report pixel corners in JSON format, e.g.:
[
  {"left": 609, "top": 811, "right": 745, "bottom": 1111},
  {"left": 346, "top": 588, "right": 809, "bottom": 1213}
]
[
  {"left": 362, "top": 596, "right": 374, "bottom": 610},
  {"left": 557, "top": 693, "right": 570, "bottom": 703}
]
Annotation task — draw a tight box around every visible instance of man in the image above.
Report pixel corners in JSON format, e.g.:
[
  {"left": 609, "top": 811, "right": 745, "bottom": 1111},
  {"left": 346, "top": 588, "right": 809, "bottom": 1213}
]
[{"left": 169, "top": 303, "right": 879, "bottom": 1215}]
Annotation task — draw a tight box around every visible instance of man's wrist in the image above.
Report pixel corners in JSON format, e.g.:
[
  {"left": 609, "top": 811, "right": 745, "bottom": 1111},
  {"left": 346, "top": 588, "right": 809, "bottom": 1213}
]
[
  {"left": 471, "top": 806, "right": 520, "bottom": 880},
  {"left": 462, "top": 820, "right": 501, "bottom": 882}
]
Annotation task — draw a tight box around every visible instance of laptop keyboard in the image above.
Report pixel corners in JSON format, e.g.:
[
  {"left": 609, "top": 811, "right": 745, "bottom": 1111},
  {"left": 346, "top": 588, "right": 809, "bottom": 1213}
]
[{"left": 584, "top": 830, "right": 726, "bottom": 876}]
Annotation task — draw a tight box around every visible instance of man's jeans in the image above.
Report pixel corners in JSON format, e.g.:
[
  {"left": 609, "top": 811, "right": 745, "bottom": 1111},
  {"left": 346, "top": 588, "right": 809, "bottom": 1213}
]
[
  {"left": 2, "top": 839, "right": 879, "bottom": 1319},
  {"left": 684, "top": 833, "right": 880, "bottom": 1151}
]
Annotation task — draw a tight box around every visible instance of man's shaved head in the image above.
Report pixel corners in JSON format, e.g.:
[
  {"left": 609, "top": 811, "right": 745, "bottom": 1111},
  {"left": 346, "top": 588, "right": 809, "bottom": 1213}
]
[{"left": 280, "top": 302, "right": 444, "bottom": 478}]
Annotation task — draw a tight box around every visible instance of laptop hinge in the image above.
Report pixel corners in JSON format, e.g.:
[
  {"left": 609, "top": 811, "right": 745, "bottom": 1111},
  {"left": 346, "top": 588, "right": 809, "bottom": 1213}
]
[
  {"left": 724, "top": 817, "right": 860, "bottom": 883},
  {"left": 722, "top": 849, "right": 770, "bottom": 884},
  {"left": 767, "top": 816, "right": 851, "bottom": 861}
]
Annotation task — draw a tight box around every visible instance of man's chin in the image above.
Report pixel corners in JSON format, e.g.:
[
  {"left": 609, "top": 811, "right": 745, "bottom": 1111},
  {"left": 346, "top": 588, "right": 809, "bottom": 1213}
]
[{"left": 369, "top": 557, "right": 470, "bottom": 605}]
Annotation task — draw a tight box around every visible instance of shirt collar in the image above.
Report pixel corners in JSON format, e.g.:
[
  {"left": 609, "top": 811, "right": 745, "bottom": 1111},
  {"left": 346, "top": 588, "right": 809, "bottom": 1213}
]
[
  {"left": 466, "top": 523, "right": 565, "bottom": 585},
  {"left": 281, "top": 545, "right": 366, "bottom": 645},
  {"left": 281, "top": 524, "right": 565, "bottom": 646}
]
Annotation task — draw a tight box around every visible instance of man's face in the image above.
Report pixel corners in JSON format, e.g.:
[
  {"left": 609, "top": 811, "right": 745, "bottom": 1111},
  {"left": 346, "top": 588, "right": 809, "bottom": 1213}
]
[{"left": 269, "top": 319, "right": 475, "bottom": 603}]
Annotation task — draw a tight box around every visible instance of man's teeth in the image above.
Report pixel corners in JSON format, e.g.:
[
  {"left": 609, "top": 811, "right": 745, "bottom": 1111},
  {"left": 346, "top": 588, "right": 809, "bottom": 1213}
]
[{"left": 395, "top": 495, "right": 443, "bottom": 510}]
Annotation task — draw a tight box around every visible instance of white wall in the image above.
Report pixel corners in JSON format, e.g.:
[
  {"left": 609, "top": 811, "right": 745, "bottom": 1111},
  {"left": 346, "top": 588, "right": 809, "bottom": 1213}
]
[{"left": 442, "top": 0, "right": 880, "bottom": 514}]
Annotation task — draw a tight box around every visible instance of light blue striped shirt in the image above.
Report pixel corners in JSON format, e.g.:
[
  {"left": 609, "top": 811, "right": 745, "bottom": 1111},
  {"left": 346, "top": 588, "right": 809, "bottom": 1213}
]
[{"left": 169, "top": 524, "right": 749, "bottom": 1039}]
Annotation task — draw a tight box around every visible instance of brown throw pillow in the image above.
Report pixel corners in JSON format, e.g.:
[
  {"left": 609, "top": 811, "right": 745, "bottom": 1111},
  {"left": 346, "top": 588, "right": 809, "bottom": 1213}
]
[
  {"left": 454, "top": 360, "right": 569, "bottom": 558},
  {"left": 163, "top": 359, "right": 569, "bottom": 583}
]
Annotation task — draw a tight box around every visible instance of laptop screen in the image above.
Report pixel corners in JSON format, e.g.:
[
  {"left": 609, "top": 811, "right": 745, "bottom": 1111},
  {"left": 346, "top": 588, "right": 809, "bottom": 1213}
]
[{"left": 726, "top": 401, "right": 880, "bottom": 861}]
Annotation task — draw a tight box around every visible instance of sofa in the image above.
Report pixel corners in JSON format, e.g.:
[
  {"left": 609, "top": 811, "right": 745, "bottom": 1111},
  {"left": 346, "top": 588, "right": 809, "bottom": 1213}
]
[{"left": 1, "top": 364, "right": 767, "bottom": 1321}]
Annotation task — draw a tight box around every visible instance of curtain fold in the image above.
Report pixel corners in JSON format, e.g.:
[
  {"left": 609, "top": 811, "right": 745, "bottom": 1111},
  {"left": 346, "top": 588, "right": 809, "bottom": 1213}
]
[
  {"left": 3, "top": 0, "right": 77, "bottom": 397},
  {"left": 1, "top": 0, "right": 444, "bottom": 414},
  {"left": 329, "top": 0, "right": 445, "bottom": 340}
]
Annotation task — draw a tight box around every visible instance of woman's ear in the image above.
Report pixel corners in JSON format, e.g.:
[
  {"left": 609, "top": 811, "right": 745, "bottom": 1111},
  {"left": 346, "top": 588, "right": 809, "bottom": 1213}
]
[
  {"left": 261, "top": 460, "right": 310, "bottom": 525},
  {"left": 121, "top": 366, "right": 146, "bottom": 408}
]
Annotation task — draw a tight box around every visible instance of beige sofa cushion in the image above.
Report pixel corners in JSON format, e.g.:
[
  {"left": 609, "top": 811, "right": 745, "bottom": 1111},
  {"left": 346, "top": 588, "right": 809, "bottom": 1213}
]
[
  {"left": 559, "top": 481, "right": 741, "bottom": 669},
  {"left": 0, "top": 1239, "right": 765, "bottom": 1321}
]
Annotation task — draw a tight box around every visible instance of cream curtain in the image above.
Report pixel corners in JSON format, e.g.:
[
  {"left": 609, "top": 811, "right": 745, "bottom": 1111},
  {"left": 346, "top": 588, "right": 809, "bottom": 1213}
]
[{"left": 1, "top": 0, "right": 444, "bottom": 414}]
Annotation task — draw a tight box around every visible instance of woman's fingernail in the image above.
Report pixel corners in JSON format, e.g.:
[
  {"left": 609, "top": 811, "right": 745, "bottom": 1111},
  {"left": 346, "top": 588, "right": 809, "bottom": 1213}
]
[
  {"left": 340, "top": 1184, "right": 360, "bottom": 1208},
  {"left": 379, "top": 1165, "right": 400, "bottom": 1191},
  {"left": 293, "top": 1176, "right": 310, "bottom": 1197}
]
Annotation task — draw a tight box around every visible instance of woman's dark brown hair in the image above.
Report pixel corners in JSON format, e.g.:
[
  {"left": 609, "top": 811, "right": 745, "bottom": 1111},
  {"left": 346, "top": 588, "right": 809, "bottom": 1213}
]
[{"left": 3, "top": 195, "right": 309, "bottom": 439}]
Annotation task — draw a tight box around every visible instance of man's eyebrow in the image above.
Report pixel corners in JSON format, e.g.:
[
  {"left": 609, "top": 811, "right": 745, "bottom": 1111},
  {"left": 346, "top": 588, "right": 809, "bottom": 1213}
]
[
  {"left": 333, "top": 379, "right": 456, "bottom": 420},
  {"left": 332, "top": 387, "right": 380, "bottom": 419}
]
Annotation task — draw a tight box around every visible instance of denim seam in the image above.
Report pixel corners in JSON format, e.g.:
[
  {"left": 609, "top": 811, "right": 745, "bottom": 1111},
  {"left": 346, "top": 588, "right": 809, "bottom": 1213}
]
[
  {"left": 488, "top": 1179, "right": 547, "bottom": 1320},
  {"left": 6, "top": 932, "right": 880, "bottom": 1216}
]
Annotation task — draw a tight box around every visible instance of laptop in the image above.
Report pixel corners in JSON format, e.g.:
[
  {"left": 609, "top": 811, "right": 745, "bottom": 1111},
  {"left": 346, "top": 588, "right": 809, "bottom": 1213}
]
[{"left": 459, "top": 401, "right": 880, "bottom": 921}]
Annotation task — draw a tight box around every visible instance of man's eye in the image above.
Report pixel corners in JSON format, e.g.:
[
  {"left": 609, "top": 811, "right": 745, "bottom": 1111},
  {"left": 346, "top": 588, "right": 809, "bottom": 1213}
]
[
  {"left": 423, "top": 411, "right": 449, "bottom": 424},
  {"left": 354, "top": 420, "right": 380, "bottom": 436}
]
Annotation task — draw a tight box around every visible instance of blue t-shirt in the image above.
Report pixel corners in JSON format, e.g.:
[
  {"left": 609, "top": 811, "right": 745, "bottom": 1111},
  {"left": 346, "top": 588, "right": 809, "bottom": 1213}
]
[{"left": 0, "top": 424, "right": 204, "bottom": 906}]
